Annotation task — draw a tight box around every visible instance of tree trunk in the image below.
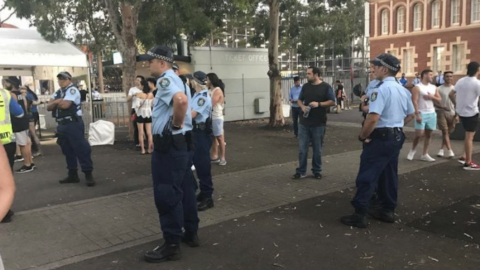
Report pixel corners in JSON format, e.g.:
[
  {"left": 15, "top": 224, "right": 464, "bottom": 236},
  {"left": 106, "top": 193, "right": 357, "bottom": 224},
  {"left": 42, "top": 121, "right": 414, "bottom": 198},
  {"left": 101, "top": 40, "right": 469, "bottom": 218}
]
[
  {"left": 97, "top": 53, "right": 104, "bottom": 93},
  {"left": 267, "top": 0, "right": 285, "bottom": 127}
]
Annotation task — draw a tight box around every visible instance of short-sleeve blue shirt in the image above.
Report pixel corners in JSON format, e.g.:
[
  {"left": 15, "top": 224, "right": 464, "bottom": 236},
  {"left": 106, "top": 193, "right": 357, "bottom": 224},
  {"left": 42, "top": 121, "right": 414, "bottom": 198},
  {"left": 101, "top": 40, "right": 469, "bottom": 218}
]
[
  {"left": 366, "top": 79, "right": 381, "bottom": 97},
  {"left": 52, "top": 85, "right": 82, "bottom": 116},
  {"left": 368, "top": 77, "right": 415, "bottom": 128},
  {"left": 152, "top": 69, "right": 193, "bottom": 136},
  {"left": 26, "top": 92, "right": 38, "bottom": 113},
  {"left": 191, "top": 89, "right": 212, "bottom": 124}
]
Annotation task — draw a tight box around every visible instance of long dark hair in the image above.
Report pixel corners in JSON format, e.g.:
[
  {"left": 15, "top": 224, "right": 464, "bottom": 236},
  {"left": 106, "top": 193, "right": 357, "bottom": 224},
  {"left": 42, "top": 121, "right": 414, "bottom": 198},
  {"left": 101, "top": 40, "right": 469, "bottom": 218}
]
[
  {"left": 207, "top": 73, "right": 224, "bottom": 95},
  {"left": 145, "top": 77, "right": 156, "bottom": 93},
  {"left": 26, "top": 86, "right": 38, "bottom": 100}
]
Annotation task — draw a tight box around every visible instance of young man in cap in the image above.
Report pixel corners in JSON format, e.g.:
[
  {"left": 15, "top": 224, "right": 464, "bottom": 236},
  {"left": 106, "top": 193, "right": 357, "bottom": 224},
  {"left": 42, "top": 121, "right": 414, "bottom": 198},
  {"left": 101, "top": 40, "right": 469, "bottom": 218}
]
[
  {"left": 289, "top": 76, "right": 302, "bottom": 137},
  {"left": 5, "top": 77, "right": 34, "bottom": 173},
  {"left": 172, "top": 63, "right": 180, "bottom": 76},
  {"left": 449, "top": 62, "right": 480, "bottom": 170},
  {"left": 140, "top": 45, "right": 199, "bottom": 263},
  {"left": 341, "top": 53, "right": 415, "bottom": 228},
  {"left": 47, "top": 72, "right": 95, "bottom": 186}
]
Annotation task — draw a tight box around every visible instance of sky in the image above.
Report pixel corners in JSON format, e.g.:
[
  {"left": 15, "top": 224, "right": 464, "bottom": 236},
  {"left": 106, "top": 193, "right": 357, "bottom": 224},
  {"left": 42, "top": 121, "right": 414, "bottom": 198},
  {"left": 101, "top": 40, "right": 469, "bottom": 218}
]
[{"left": 0, "top": 1, "right": 34, "bottom": 29}]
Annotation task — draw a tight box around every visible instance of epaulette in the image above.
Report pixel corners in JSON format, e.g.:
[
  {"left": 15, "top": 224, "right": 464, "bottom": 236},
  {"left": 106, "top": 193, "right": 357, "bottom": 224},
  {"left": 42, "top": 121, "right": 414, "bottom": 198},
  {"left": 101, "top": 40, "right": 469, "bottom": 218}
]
[{"left": 374, "top": 81, "right": 384, "bottom": 88}]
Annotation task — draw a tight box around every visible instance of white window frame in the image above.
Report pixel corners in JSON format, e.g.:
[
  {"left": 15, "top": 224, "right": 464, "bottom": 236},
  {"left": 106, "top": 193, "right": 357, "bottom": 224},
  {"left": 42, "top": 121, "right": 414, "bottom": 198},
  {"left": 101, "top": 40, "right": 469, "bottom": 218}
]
[
  {"left": 431, "top": 1, "right": 441, "bottom": 28},
  {"left": 397, "top": 7, "right": 405, "bottom": 33},
  {"left": 403, "top": 49, "right": 413, "bottom": 74},
  {"left": 452, "top": 44, "right": 465, "bottom": 73},
  {"left": 414, "top": 4, "right": 422, "bottom": 30},
  {"left": 432, "top": 46, "right": 444, "bottom": 72},
  {"left": 451, "top": 0, "right": 460, "bottom": 25},
  {"left": 472, "top": 0, "right": 480, "bottom": 23},
  {"left": 381, "top": 9, "right": 389, "bottom": 35}
]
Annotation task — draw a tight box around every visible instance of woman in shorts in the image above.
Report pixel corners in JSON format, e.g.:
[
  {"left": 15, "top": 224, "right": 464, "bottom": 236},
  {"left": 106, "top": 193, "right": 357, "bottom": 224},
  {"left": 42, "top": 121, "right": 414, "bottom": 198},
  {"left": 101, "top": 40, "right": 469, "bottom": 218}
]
[
  {"left": 134, "top": 83, "right": 154, "bottom": 154},
  {"left": 207, "top": 73, "right": 226, "bottom": 166}
]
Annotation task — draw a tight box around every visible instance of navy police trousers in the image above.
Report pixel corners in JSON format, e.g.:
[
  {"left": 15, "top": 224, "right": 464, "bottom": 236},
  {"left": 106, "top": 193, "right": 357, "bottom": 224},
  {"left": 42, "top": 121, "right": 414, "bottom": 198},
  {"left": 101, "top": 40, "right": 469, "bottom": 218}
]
[
  {"left": 151, "top": 145, "right": 199, "bottom": 244},
  {"left": 193, "top": 129, "right": 213, "bottom": 197},
  {"left": 351, "top": 129, "right": 405, "bottom": 212},
  {"left": 56, "top": 120, "right": 93, "bottom": 172}
]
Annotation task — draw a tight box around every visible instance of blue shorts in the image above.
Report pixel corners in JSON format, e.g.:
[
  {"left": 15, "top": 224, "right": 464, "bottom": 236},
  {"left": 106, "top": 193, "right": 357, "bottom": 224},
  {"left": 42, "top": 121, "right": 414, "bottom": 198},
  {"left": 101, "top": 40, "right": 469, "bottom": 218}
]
[
  {"left": 415, "top": 112, "right": 437, "bottom": 130},
  {"left": 212, "top": 119, "right": 224, "bottom": 137}
]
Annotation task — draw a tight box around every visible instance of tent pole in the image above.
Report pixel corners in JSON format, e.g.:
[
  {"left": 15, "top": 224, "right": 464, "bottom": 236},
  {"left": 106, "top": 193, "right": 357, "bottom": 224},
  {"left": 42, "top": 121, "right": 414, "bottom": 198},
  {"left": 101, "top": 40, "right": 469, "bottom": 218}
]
[
  {"left": 31, "top": 66, "right": 42, "bottom": 139},
  {"left": 87, "top": 63, "right": 94, "bottom": 130}
]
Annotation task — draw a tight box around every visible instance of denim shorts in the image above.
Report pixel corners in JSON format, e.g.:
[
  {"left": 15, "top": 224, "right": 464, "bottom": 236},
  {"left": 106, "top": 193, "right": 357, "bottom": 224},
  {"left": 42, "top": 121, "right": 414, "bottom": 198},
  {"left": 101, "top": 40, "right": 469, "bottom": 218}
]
[
  {"left": 415, "top": 112, "right": 437, "bottom": 131},
  {"left": 212, "top": 119, "right": 224, "bottom": 137}
]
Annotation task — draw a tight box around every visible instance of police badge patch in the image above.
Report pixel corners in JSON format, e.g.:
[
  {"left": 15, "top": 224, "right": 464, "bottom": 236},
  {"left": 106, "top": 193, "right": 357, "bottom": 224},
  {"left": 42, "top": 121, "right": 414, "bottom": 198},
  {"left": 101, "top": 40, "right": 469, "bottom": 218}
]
[
  {"left": 371, "top": 92, "right": 378, "bottom": 102},
  {"left": 197, "top": 98, "right": 205, "bottom": 106},
  {"left": 159, "top": 78, "right": 170, "bottom": 88},
  {"left": 70, "top": 88, "right": 76, "bottom": 94}
]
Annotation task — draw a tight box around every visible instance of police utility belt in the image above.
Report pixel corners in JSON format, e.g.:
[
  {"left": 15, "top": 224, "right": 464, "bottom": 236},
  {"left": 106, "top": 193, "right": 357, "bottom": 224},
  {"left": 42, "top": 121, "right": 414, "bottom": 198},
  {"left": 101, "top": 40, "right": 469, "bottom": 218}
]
[
  {"left": 153, "top": 131, "right": 194, "bottom": 154},
  {"left": 56, "top": 115, "right": 80, "bottom": 125},
  {"left": 370, "top": 127, "right": 403, "bottom": 140}
]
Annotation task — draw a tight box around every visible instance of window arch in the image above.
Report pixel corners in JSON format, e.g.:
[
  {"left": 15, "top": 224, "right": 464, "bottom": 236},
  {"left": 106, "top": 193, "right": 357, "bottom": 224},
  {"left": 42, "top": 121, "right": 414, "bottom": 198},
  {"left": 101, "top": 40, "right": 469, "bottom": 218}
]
[
  {"left": 397, "top": 6, "right": 406, "bottom": 33},
  {"left": 451, "top": 0, "right": 461, "bottom": 25},
  {"left": 472, "top": 0, "right": 480, "bottom": 23},
  {"left": 431, "top": 0, "right": 441, "bottom": 28},
  {"left": 413, "top": 3, "right": 423, "bottom": 30},
  {"left": 381, "top": 9, "right": 389, "bottom": 35}
]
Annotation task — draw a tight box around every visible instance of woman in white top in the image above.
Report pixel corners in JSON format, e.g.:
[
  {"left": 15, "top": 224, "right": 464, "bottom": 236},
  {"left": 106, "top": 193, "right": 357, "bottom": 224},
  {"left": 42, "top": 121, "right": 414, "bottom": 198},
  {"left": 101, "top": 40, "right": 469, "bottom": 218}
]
[
  {"left": 207, "top": 73, "right": 227, "bottom": 166},
  {"left": 135, "top": 82, "right": 155, "bottom": 154}
]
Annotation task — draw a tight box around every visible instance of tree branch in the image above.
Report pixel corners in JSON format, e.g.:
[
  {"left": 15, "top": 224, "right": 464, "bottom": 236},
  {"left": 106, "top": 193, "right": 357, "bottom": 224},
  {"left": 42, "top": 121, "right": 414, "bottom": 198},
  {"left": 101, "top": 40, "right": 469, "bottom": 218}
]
[
  {"left": 0, "top": 9, "right": 17, "bottom": 25},
  {"left": 104, "top": 0, "right": 123, "bottom": 48}
]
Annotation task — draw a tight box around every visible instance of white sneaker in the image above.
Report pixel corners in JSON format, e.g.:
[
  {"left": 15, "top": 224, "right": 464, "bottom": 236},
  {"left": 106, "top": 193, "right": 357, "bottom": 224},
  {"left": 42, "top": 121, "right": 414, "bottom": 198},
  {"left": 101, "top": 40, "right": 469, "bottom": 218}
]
[
  {"left": 447, "top": 150, "right": 455, "bottom": 158},
  {"left": 420, "top": 154, "right": 436, "bottom": 162},
  {"left": 437, "top": 149, "right": 444, "bottom": 157},
  {"left": 407, "top": 149, "right": 416, "bottom": 161}
]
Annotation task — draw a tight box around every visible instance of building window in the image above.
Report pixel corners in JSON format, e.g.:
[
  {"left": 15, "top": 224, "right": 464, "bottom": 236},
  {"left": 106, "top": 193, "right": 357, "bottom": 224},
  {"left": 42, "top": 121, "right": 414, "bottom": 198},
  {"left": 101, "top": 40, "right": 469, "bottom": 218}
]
[
  {"left": 414, "top": 4, "right": 422, "bottom": 30},
  {"left": 472, "top": 0, "right": 480, "bottom": 22},
  {"left": 431, "top": 1, "right": 441, "bottom": 28},
  {"left": 452, "top": 44, "right": 465, "bottom": 72},
  {"left": 433, "top": 46, "right": 445, "bottom": 72},
  {"left": 403, "top": 49, "right": 413, "bottom": 74},
  {"left": 381, "top": 9, "right": 389, "bottom": 35},
  {"left": 397, "top": 7, "right": 405, "bottom": 33},
  {"left": 451, "top": 0, "right": 460, "bottom": 25}
]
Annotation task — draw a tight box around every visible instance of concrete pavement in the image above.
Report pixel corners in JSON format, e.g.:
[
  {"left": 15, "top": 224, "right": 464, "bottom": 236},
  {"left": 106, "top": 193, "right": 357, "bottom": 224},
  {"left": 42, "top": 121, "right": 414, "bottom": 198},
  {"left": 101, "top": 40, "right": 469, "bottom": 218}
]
[{"left": 1, "top": 132, "right": 477, "bottom": 270}]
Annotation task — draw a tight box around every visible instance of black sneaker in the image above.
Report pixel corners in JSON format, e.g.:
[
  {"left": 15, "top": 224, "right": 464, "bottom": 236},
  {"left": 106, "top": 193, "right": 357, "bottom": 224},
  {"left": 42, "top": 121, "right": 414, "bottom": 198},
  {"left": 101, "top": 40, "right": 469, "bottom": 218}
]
[
  {"left": 181, "top": 232, "right": 200, "bottom": 248},
  {"left": 198, "top": 198, "right": 214, "bottom": 211},
  {"left": 314, "top": 173, "right": 322, "bottom": 179},
  {"left": 367, "top": 208, "right": 395, "bottom": 223},
  {"left": 292, "top": 173, "right": 307, "bottom": 179},
  {"left": 31, "top": 163, "right": 36, "bottom": 169},
  {"left": 14, "top": 155, "right": 24, "bottom": 162},
  {"left": 340, "top": 213, "right": 367, "bottom": 228},
  {"left": 1, "top": 210, "right": 14, "bottom": 223},
  {"left": 16, "top": 165, "right": 34, "bottom": 173},
  {"left": 144, "top": 243, "right": 181, "bottom": 263}
]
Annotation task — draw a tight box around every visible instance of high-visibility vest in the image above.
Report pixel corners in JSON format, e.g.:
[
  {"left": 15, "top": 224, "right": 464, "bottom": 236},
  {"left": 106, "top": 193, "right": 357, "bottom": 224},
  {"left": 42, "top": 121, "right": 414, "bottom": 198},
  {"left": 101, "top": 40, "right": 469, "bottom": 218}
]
[{"left": 0, "top": 89, "right": 14, "bottom": 145}]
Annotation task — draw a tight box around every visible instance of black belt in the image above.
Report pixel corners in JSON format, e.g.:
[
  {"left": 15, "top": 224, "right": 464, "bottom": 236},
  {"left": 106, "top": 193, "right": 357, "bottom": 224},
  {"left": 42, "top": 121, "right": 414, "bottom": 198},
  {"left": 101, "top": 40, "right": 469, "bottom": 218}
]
[
  {"left": 56, "top": 117, "right": 80, "bottom": 125},
  {"left": 370, "top": 127, "right": 403, "bottom": 138},
  {"left": 193, "top": 123, "right": 207, "bottom": 131}
]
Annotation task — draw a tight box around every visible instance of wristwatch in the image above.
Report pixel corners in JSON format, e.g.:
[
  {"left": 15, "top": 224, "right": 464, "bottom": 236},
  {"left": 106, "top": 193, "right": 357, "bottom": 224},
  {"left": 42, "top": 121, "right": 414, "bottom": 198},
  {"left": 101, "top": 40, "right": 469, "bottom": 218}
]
[{"left": 172, "top": 124, "right": 182, "bottom": 130}]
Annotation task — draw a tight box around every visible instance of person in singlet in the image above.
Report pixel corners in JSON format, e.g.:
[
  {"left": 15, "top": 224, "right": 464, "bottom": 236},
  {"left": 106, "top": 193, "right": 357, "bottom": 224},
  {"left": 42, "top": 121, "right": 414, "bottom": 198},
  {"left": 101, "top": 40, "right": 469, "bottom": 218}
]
[
  {"left": 207, "top": 73, "right": 226, "bottom": 166},
  {"left": 135, "top": 82, "right": 155, "bottom": 154},
  {"left": 407, "top": 69, "right": 442, "bottom": 162}
]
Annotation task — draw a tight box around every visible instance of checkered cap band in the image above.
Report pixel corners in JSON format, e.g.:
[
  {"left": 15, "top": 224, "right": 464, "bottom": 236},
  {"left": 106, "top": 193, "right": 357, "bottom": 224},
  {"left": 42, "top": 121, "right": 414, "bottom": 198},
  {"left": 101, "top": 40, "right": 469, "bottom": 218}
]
[
  {"left": 147, "top": 51, "right": 173, "bottom": 62},
  {"left": 375, "top": 58, "right": 400, "bottom": 72}
]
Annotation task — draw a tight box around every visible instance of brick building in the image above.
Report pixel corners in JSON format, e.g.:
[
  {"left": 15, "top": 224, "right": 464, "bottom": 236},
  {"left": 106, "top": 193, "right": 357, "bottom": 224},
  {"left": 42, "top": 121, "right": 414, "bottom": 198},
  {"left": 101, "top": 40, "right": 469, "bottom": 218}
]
[{"left": 369, "top": 0, "right": 480, "bottom": 81}]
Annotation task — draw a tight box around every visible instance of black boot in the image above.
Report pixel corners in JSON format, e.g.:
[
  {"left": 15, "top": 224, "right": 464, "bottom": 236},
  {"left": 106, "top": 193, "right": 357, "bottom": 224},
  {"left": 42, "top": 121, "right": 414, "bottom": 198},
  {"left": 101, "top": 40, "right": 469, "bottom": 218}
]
[
  {"left": 196, "top": 192, "right": 205, "bottom": 202},
  {"left": 340, "top": 209, "right": 368, "bottom": 228},
  {"left": 181, "top": 231, "right": 200, "bottom": 248},
  {"left": 59, "top": 170, "right": 80, "bottom": 184},
  {"left": 144, "top": 243, "right": 181, "bottom": 263},
  {"left": 367, "top": 208, "right": 395, "bottom": 223},
  {"left": 197, "top": 197, "right": 214, "bottom": 211},
  {"left": 84, "top": 171, "right": 95, "bottom": 187},
  {"left": 1, "top": 210, "right": 14, "bottom": 223}
]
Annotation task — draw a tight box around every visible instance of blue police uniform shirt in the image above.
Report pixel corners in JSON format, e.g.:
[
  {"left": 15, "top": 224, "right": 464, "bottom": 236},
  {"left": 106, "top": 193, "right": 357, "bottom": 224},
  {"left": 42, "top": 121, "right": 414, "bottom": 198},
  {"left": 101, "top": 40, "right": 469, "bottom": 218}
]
[
  {"left": 152, "top": 69, "right": 193, "bottom": 136},
  {"left": 366, "top": 79, "right": 381, "bottom": 97},
  {"left": 368, "top": 77, "right": 415, "bottom": 128},
  {"left": 289, "top": 85, "right": 302, "bottom": 108},
  {"left": 51, "top": 84, "right": 82, "bottom": 117},
  {"left": 191, "top": 89, "right": 212, "bottom": 124},
  {"left": 399, "top": 77, "right": 408, "bottom": 86}
]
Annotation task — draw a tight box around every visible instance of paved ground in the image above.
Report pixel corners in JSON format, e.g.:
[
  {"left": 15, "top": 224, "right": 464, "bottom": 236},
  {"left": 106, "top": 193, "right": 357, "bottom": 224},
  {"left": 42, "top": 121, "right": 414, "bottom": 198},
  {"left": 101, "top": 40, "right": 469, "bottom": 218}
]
[{"left": 1, "top": 113, "right": 479, "bottom": 270}]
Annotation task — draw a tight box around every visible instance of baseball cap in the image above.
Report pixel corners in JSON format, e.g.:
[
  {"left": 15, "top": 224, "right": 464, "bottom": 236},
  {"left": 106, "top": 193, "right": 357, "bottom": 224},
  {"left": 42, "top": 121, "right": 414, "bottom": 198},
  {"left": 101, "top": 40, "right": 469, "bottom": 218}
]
[
  {"left": 5, "top": 76, "right": 21, "bottom": 87},
  {"left": 192, "top": 71, "right": 207, "bottom": 85},
  {"left": 137, "top": 45, "right": 174, "bottom": 63},
  {"left": 370, "top": 53, "right": 401, "bottom": 72},
  {"left": 57, "top": 71, "right": 72, "bottom": 80}
]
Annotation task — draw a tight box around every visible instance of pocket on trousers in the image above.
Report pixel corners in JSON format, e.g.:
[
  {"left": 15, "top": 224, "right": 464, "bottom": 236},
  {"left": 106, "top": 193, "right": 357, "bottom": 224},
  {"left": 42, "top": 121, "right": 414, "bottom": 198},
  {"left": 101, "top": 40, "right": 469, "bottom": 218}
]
[{"left": 154, "top": 183, "right": 180, "bottom": 215}]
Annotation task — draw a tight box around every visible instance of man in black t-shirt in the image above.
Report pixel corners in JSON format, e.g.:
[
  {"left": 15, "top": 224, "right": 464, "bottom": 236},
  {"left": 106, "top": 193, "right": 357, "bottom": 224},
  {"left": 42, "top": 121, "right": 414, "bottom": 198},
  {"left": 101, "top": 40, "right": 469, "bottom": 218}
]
[{"left": 292, "top": 67, "right": 335, "bottom": 180}]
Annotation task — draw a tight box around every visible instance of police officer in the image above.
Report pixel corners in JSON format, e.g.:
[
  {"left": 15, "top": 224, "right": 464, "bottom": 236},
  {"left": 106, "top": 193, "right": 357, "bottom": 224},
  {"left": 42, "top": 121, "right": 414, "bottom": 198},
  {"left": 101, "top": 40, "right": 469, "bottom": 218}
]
[
  {"left": 189, "top": 71, "right": 214, "bottom": 211},
  {"left": 140, "top": 45, "right": 199, "bottom": 263},
  {"left": 47, "top": 72, "right": 95, "bottom": 186},
  {"left": 340, "top": 54, "right": 415, "bottom": 228}
]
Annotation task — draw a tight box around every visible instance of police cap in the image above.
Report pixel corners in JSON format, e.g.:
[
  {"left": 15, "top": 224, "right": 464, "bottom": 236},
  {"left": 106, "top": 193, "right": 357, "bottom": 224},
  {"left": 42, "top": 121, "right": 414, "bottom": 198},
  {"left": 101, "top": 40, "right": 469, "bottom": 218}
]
[
  {"left": 192, "top": 71, "right": 207, "bottom": 85},
  {"left": 57, "top": 71, "right": 72, "bottom": 80},
  {"left": 138, "top": 45, "right": 174, "bottom": 63},
  {"left": 370, "top": 53, "right": 401, "bottom": 72},
  {"left": 6, "top": 76, "right": 21, "bottom": 87}
]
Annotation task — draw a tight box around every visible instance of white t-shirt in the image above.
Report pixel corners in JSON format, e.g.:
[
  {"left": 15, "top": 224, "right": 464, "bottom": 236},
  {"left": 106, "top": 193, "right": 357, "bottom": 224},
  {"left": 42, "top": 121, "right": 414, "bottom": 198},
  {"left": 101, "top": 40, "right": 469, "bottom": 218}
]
[
  {"left": 436, "top": 84, "right": 456, "bottom": 116},
  {"left": 128, "top": 87, "right": 142, "bottom": 109},
  {"left": 416, "top": 83, "right": 436, "bottom": 114},
  {"left": 454, "top": 76, "right": 480, "bottom": 117}
]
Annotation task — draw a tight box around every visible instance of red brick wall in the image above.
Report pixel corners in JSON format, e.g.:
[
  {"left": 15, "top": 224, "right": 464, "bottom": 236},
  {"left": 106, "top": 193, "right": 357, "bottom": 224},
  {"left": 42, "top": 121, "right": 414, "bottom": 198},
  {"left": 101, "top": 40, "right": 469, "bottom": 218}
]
[{"left": 371, "top": 27, "right": 480, "bottom": 79}]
